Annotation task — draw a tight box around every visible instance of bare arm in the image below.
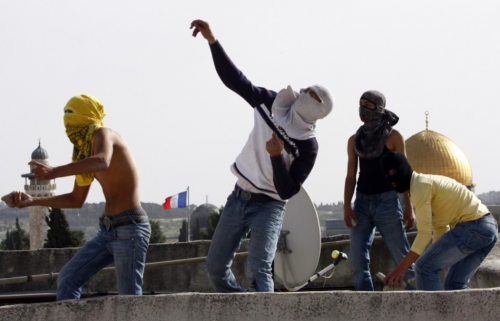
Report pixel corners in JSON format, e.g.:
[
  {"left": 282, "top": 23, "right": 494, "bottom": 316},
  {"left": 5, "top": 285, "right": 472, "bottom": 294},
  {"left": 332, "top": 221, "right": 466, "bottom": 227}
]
[
  {"left": 344, "top": 135, "right": 358, "bottom": 228},
  {"left": 30, "top": 128, "right": 113, "bottom": 181},
  {"left": 389, "top": 129, "right": 415, "bottom": 230},
  {"left": 13, "top": 129, "right": 115, "bottom": 209},
  {"left": 384, "top": 250, "right": 420, "bottom": 287},
  {"left": 389, "top": 129, "right": 406, "bottom": 155},
  {"left": 14, "top": 181, "right": 90, "bottom": 209}
]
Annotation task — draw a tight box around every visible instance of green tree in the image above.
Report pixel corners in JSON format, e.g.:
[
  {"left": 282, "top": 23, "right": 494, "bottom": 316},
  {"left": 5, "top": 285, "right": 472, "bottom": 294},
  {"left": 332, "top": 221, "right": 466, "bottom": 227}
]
[
  {"left": 178, "top": 220, "right": 188, "bottom": 242},
  {"left": 69, "top": 229, "right": 86, "bottom": 247},
  {"left": 149, "top": 220, "right": 167, "bottom": 244},
  {"left": 0, "top": 217, "right": 30, "bottom": 250},
  {"left": 200, "top": 206, "right": 223, "bottom": 240},
  {"left": 45, "top": 208, "right": 86, "bottom": 248},
  {"left": 192, "top": 218, "right": 201, "bottom": 241}
]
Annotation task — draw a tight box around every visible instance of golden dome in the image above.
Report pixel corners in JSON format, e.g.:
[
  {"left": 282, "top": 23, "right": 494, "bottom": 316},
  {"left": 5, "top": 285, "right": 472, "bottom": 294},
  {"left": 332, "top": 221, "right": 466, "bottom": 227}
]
[{"left": 405, "top": 129, "right": 473, "bottom": 187}]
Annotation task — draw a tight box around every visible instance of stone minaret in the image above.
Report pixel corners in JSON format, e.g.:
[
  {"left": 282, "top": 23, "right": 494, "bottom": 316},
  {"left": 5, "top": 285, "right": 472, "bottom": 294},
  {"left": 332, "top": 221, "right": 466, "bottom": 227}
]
[{"left": 21, "top": 141, "right": 57, "bottom": 250}]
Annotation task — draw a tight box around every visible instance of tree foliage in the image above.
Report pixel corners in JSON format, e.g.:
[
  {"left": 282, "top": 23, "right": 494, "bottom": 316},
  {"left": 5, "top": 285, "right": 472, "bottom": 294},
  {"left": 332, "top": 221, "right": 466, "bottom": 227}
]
[
  {"left": 149, "top": 220, "right": 167, "bottom": 244},
  {"left": 70, "top": 230, "right": 86, "bottom": 247},
  {"left": 192, "top": 218, "right": 201, "bottom": 241},
  {"left": 0, "top": 217, "right": 30, "bottom": 250},
  {"left": 44, "top": 208, "right": 85, "bottom": 248},
  {"left": 178, "top": 220, "right": 188, "bottom": 242},
  {"left": 199, "top": 206, "right": 223, "bottom": 240},
  {"left": 0, "top": 202, "right": 199, "bottom": 233},
  {"left": 0, "top": 202, "right": 224, "bottom": 244}
]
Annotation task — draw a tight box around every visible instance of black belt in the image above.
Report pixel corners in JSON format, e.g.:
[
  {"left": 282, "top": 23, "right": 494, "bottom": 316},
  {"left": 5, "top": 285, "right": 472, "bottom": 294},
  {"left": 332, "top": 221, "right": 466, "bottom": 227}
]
[
  {"left": 234, "top": 185, "right": 276, "bottom": 203},
  {"left": 103, "top": 216, "right": 149, "bottom": 231},
  {"left": 102, "top": 209, "right": 149, "bottom": 231}
]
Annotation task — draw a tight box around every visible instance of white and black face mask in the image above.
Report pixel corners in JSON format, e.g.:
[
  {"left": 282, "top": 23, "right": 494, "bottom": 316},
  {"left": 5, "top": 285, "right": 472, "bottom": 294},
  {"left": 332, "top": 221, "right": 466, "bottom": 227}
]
[{"left": 272, "top": 85, "right": 333, "bottom": 140}]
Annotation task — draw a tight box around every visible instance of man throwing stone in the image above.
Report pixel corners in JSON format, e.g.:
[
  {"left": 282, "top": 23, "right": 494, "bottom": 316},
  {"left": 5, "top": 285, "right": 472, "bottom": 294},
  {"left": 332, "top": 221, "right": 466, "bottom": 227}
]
[
  {"left": 12, "top": 94, "right": 151, "bottom": 300},
  {"left": 190, "top": 19, "right": 334, "bottom": 292}
]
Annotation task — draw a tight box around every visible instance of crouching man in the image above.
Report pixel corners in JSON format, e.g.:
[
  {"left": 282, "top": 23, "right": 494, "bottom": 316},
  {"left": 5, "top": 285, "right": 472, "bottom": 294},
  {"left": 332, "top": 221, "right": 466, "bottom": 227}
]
[{"left": 381, "top": 151, "right": 497, "bottom": 290}]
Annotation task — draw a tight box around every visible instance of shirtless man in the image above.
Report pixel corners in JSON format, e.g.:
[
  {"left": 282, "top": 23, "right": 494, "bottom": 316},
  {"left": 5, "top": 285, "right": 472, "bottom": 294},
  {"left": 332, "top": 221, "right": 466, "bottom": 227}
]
[{"left": 13, "top": 94, "right": 151, "bottom": 301}]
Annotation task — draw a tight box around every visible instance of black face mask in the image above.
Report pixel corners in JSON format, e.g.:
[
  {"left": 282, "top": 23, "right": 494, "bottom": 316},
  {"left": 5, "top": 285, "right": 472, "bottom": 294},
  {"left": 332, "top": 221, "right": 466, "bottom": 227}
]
[
  {"left": 380, "top": 151, "right": 413, "bottom": 193},
  {"left": 359, "top": 105, "right": 384, "bottom": 124}
]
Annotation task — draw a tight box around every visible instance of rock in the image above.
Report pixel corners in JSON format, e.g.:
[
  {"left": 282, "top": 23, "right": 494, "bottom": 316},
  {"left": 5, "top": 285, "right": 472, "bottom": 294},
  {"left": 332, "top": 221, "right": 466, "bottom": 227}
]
[{"left": 1, "top": 192, "right": 16, "bottom": 208}]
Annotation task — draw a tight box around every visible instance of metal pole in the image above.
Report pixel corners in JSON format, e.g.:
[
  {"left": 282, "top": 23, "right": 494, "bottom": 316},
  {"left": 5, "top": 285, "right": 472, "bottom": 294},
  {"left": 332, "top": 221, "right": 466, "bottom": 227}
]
[
  {"left": 0, "top": 233, "right": 417, "bottom": 286},
  {"left": 0, "top": 252, "right": 250, "bottom": 286},
  {"left": 186, "top": 186, "right": 190, "bottom": 242},
  {"left": 320, "top": 231, "right": 417, "bottom": 250}
]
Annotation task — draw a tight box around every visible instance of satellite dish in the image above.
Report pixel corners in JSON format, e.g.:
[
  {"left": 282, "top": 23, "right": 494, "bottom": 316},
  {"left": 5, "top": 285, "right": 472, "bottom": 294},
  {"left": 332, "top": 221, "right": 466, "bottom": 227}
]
[{"left": 274, "top": 186, "right": 321, "bottom": 290}]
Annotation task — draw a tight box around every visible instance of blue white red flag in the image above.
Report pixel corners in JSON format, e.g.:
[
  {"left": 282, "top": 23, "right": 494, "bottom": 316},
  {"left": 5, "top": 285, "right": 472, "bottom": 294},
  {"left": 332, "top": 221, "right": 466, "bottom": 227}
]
[{"left": 163, "top": 191, "right": 187, "bottom": 210}]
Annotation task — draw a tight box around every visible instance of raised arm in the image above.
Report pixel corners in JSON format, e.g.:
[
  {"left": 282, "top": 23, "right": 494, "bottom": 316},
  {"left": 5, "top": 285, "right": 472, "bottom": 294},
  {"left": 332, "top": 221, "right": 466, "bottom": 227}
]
[
  {"left": 190, "top": 19, "right": 216, "bottom": 44},
  {"left": 190, "top": 19, "right": 276, "bottom": 108}
]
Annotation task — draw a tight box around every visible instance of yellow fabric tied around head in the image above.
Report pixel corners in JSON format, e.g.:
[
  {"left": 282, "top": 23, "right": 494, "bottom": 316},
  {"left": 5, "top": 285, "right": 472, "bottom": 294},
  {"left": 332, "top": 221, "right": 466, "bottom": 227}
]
[{"left": 63, "top": 94, "right": 106, "bottom": 186}]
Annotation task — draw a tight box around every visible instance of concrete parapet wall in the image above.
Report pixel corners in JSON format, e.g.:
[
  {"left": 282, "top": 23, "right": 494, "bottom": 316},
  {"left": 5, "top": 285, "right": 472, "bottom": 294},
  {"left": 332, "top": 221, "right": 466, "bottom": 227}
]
[
  {"left": 2, "top": 230, "right": 500, "bottom": 293},
  {"left": 0, "top": 233, "right": 410, "bottom": 294},
  {"left": 1, "top": 288, "right": 500, "bottom": 321},
  {"left": 0, "top": 207, "right": 497, "bottom": 293},
  {"left": 0, "top": 240, "right": 247, "bottom": 294},
  {"left": 468, "top": 240, "right": 500, "bottom": 288},
  {"left": 488, "top": 205, "right": 500, "bottom": 221}
]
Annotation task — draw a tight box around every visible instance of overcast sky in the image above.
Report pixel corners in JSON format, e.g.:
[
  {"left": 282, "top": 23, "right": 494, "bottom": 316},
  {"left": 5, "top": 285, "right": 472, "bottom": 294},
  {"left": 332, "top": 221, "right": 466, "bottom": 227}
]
[{"left": 1, "top": 1, "right": 499, "bottom": 209}]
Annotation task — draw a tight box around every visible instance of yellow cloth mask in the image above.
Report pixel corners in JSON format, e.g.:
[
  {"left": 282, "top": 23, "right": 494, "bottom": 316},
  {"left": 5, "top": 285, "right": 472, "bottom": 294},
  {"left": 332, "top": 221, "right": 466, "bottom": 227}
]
[{"left": 63, "top": 95, "right": 106, "bottom": 186}]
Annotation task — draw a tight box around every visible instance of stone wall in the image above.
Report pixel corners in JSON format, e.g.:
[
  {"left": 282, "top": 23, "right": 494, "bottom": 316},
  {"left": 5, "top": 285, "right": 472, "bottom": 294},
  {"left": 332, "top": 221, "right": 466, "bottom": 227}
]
[
  {"left": 2, "top": 231, "right": 496, "bottom": 295},
  {"left": 0, "top": 240, "right": 245, "bottom": 294},
  {"left": 0, "top": 233, "right": 406, "bottom": 294},
  {"left": 0, "top": 206, "right": 498, "bottom": 294},
  {"left": 2, "top": 289, "right": 500, "bottom": 321}
]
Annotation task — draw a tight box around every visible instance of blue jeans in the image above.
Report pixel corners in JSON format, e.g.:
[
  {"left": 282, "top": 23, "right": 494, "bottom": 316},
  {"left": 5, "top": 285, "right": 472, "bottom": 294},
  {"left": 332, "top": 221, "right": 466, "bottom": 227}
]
[
  {"left": 415, "top": 214, "right": 498, "bottom": 291},
  {"left": 350, "top": 190, "right": 415, "bottom": 291},
  {"left": 56, "top": 221, "right": 151, "bottom": 300},
  {"left": 206, "top": 190, "right": 286, "bottom": 292}
]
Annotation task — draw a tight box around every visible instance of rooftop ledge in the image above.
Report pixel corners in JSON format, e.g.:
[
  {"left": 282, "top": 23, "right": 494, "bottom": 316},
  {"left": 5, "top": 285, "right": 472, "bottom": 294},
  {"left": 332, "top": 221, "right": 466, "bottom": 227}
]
[
  {"left": 1, "top": 289, "right": 500, "bottom": 321},
  {"left": 0, "top": 207, "right": 498, "bottom": 321}
]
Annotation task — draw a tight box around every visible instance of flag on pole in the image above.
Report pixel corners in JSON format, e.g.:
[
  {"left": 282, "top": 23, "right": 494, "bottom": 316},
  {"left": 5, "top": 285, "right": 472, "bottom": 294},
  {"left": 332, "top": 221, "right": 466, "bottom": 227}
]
[{"left": 163, "top": 191, "right": 188, "bottom": 210}]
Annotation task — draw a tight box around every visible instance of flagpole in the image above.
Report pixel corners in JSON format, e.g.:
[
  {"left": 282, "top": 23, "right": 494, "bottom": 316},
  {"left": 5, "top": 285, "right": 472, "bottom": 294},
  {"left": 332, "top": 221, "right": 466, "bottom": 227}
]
[{"left": 187, "top": 186, "right": 190, "bottom": 242}]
